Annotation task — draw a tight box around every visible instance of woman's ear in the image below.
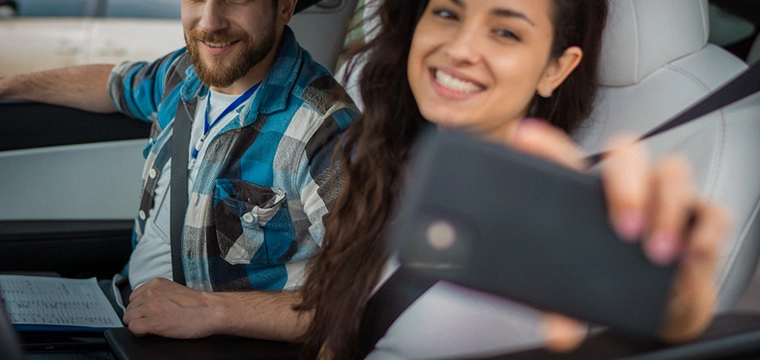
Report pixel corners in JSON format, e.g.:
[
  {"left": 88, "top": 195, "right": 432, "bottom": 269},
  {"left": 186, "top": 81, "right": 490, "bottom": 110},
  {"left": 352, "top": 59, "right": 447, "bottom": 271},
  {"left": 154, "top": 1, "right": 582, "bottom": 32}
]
[{"left": 537, "top": 46, "right": 583, "bottom": 98}]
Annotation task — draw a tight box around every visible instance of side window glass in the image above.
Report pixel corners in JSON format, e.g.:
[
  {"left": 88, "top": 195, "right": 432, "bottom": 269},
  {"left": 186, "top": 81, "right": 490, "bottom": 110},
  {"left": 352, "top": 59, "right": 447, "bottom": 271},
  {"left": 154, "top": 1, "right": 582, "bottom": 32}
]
[{"left": 0, "top": 0, "right": 184, "bottom": 75}]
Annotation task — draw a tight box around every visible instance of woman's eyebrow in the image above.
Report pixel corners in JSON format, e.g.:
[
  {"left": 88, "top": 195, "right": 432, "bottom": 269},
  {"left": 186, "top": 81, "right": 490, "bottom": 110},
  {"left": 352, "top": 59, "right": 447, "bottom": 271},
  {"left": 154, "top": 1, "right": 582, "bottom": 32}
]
[
  {"left": 446, "top": 0, "right": 536, "bottom": 27},
  {"left": 491, "top": 8, "right": 536, "bottom": 26},
  {"left": 448, "top": 0, "right": 465, "bottom": 9}
]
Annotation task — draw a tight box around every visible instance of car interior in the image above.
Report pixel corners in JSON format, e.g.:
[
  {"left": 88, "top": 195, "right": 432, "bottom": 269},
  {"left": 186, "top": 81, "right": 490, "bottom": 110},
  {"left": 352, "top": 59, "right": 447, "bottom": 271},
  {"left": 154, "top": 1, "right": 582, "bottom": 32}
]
[{"left": 1, "top": 0, "right": 760, "bottom": 359}]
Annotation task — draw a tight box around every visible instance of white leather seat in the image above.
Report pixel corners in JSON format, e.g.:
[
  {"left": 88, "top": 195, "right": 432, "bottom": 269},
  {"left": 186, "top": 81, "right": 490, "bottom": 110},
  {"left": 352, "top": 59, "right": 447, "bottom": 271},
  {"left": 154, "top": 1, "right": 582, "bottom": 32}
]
[{"left": 573, "top": 0, "right": 760, "bottom": 311}]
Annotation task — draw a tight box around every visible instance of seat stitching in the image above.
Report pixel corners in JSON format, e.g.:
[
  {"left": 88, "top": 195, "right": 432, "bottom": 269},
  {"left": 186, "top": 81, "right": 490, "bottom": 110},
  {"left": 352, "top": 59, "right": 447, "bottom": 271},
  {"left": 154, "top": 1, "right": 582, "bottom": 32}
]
[{"left": 631, "top": 0, "right": 640, "bottom": 82}]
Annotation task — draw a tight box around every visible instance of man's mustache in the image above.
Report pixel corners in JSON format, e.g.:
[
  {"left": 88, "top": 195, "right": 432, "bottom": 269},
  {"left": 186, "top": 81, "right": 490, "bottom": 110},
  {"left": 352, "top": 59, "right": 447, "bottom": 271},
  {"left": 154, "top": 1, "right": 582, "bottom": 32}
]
[{"left": 188, "top": 30, "right": 248, "bottom": 44}]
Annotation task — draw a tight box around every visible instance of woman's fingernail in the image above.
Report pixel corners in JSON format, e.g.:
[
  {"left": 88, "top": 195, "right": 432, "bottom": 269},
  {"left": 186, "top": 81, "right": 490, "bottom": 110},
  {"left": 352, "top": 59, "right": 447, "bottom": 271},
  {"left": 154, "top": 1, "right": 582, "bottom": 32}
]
[
  {"left": 646, "top": 231, "right": 682, "bottom": 266},
  {"left": 615, "top": 211, "right": 645, "bottom": 242}
]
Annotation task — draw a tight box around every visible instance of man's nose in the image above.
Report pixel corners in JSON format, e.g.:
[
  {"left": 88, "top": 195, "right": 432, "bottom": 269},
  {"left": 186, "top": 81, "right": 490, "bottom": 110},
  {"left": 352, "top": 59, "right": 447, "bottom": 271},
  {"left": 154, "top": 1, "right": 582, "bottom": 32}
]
[{"left": 198, "top": 0, "right": 229, "bottom": 33}]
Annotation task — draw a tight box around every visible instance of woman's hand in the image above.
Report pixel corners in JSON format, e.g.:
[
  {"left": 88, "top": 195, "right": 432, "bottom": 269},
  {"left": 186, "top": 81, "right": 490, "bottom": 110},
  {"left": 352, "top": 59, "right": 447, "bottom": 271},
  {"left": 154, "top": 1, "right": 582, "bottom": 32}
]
[
  {"left": 509, "top": 119, "right": 731, "bottom": 348},
  {"left": 600, "top": 135, "right": 731, "bottom": 342}
]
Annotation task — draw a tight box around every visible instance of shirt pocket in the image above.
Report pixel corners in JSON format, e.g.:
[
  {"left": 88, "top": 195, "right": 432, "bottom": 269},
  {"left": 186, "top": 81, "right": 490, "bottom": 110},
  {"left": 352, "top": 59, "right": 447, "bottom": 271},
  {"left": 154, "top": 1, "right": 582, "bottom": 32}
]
[{"left": 213, "top": 179, "right": 297, "bottom": 266}]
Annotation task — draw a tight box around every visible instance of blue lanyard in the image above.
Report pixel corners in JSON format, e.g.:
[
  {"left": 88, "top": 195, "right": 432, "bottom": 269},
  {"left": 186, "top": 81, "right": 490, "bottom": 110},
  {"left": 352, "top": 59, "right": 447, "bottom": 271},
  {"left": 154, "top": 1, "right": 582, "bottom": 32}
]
[{"left": 191, "top": 82, "right": 261, "bottom": 159}]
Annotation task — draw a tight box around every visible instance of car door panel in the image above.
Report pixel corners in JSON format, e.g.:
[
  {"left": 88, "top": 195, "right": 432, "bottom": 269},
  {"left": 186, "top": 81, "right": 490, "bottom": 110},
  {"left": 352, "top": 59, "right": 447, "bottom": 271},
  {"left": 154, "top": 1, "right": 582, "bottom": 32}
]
[{"left": 0, "top": 103, "right": 148, "bottom": 274}]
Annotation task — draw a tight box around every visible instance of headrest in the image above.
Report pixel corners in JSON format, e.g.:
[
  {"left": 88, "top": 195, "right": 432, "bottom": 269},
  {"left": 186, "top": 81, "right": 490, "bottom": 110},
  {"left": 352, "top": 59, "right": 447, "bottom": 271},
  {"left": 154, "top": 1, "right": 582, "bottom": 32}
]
[{"left": 599, "top": 0, "right": 710, "bottom": 87}]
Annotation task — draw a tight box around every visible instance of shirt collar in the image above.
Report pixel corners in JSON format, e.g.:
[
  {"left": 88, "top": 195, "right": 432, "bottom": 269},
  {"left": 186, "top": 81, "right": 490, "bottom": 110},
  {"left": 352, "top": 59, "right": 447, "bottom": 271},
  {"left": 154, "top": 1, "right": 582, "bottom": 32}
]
[{"left": 180, "top": 26, "right": 303, "bottom": 123}]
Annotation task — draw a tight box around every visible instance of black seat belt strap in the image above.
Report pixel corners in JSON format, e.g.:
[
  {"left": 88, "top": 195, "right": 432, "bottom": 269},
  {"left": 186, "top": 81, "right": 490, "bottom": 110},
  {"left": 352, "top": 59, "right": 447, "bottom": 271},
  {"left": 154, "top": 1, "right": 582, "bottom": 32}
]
[
  {"left": 587, "top": 60, "right": 760, "bottom": 165},
  {"left": 357, "top": 267, "right": 438, "bottom": 359},
  {"left": 170, "top": 102, "right": 191, "bottom": 286}
]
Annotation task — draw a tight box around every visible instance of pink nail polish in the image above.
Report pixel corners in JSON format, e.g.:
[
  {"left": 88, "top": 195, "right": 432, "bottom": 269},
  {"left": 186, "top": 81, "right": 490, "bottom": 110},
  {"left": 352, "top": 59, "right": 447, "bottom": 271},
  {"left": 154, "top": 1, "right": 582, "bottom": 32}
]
[
  {"left": 647, "top": 232, "right": 681, "bottom": 266},
  {"left": 615, "top": 211, "right": 645, "bottom": 242}
]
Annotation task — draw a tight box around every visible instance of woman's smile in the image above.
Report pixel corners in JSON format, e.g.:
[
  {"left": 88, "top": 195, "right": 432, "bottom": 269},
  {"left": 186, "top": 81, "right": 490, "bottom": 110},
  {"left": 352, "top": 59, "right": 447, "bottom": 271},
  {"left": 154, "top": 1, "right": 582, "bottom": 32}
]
[{"left": 432, "top": 68, "right": 486, "bottom": 96}]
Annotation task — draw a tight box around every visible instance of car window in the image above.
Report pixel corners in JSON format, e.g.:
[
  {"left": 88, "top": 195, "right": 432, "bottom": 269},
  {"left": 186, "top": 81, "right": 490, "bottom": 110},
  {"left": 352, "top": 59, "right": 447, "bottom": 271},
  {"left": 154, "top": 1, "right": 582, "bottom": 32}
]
[
  {"left": 0, "top": 0, "right": 355, "bottom": 75},
  {"left": 9, "top": 0, "right": 180, "bottom": 18},
  {"left": 0, "top": 0, "right": 184, "bottom": 75}
]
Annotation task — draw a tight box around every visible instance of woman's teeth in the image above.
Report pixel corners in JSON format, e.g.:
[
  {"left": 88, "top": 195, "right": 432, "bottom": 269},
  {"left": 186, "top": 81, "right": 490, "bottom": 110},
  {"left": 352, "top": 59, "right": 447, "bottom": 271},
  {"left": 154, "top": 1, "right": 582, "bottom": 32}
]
[{"left": 435, "top": 70, "right": 483, "bottom": 94}]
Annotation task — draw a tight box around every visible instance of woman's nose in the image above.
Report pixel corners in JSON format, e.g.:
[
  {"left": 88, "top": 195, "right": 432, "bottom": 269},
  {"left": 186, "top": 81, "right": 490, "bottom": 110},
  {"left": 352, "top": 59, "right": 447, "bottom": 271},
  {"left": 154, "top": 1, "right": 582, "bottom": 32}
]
[{"left": 443, "top": 25, "right": 481, "bottom": 65}]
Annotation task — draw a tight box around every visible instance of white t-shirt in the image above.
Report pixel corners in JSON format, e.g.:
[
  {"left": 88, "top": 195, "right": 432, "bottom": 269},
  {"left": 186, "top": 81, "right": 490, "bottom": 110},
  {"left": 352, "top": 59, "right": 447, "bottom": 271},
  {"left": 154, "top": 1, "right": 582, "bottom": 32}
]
[
  {"left": 366, "top": 257, "right": 550, "bottom": 359},
  {"left": 128, "top": 90, "right": 253, "bottom": 289}
]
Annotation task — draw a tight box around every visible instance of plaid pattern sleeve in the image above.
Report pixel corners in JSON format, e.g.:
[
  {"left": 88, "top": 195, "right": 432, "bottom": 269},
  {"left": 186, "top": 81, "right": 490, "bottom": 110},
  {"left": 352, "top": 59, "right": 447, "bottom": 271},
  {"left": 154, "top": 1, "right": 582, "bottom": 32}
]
[{"left": 108, "top": 49, "right": 188, "bottom": 126}]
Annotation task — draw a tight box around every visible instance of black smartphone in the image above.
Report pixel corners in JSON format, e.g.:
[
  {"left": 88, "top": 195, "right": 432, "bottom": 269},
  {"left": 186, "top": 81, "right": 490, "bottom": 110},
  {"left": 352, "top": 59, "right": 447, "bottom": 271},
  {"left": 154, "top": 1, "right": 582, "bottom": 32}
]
[{"left": 393, "top": 129, "right": 677, "bottom": 337}]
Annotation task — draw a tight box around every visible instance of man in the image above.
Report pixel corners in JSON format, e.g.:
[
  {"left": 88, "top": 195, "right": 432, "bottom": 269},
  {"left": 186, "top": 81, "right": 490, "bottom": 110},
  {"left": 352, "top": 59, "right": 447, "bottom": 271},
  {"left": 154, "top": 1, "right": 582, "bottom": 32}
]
[{"left": 0, "top": 0, "right": 358, "bottom": 341}]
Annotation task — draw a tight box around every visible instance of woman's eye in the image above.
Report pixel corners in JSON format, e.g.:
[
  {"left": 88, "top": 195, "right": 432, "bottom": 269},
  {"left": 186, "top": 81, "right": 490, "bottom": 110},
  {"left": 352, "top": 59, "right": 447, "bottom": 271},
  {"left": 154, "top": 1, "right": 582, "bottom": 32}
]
[
  {"left": 433, "top": 9, "right": 458, "bottom": 21},
  {"left": 494, "top": 29, "right": 520, "bottom": 41}
]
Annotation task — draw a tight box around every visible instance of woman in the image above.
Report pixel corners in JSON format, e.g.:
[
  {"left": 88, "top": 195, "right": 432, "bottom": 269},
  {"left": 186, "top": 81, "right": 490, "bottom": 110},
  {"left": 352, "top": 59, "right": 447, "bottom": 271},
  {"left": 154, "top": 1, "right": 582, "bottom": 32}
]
[{"left": 298, "top": 0, "right": 730, "bottom": 358}]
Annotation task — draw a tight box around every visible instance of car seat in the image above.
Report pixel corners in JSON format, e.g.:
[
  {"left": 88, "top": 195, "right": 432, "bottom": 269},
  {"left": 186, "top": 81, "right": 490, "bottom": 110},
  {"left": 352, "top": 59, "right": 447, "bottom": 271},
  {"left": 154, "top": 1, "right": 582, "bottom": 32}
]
[{"left": 572, "top": 0, "right": 760, "bottom": 312}]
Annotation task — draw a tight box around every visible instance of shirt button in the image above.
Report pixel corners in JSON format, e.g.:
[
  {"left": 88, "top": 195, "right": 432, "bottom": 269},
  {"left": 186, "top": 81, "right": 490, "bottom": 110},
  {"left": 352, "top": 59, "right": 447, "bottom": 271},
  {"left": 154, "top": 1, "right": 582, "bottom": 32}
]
[
  {"left": 139, "top": 210, "right": 147, "bottom": 220},
  {"left": 149, "top": 168, "right": 158, "bottom": 179},
  {"left": 243, "top": 213, "right": 255, "bottom": 224}
]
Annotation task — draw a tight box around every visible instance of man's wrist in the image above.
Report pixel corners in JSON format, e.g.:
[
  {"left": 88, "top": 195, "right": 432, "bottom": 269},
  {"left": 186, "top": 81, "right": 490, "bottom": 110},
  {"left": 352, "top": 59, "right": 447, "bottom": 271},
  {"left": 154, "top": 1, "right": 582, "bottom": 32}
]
[{"left": 201, "top": 291, "right": 231, "bottom": 336}]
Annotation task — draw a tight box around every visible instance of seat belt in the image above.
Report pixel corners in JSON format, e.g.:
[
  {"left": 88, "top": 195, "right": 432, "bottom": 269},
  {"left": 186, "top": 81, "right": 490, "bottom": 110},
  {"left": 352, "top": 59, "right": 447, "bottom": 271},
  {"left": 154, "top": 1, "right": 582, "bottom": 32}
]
[
  {"left": 357, "top": 60, "right": 760, "bottom": 357},
  {"left": 356, "top": 268, "right": 438, "bottom": 359},
  {"left": 587, "top": 60, "right": 760, "bottom": 165},
  {"left": 170, "top": 102, "right": 191, "bottom": 286}
]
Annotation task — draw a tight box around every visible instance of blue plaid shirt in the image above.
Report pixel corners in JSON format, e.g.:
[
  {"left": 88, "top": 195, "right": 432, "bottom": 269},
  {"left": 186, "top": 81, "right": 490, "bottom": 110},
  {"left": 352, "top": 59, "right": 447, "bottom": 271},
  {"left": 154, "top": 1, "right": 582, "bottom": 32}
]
[{"left": 108, "top": 27, "right": 358, "bottom": 292}]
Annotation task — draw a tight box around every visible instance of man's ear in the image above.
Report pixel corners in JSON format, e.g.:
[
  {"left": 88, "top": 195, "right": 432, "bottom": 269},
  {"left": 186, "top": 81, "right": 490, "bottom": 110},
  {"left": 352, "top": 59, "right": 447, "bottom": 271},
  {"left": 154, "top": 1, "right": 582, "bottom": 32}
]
[
  {"left": 536, "top": 46, "right": 583, "bottom": 97},
  {"left": 278, "top": 0, "right": 298, "bottom": 25}
]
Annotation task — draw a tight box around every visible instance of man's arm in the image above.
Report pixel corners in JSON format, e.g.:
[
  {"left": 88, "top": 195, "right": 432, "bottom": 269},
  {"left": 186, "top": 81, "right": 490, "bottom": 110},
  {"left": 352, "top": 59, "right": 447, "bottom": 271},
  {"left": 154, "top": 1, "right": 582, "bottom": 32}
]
[
  {"left": 0, "top": 64, "right": 117, "bottom": 113},
  {"left": 123, "top": 278, "right": 310, "bottom": 341}
]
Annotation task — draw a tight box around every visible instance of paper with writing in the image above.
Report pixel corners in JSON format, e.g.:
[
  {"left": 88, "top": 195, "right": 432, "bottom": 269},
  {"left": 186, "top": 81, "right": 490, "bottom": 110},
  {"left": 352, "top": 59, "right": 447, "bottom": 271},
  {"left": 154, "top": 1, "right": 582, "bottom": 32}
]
[{"left": 0, "top": 275, "right": 122, "bottom": 332}]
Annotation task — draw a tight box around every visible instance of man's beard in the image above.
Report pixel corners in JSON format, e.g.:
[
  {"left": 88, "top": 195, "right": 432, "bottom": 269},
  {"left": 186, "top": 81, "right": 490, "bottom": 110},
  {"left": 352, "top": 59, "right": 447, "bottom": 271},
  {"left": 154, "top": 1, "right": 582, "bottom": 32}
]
[{"left": 185, "top": 24, "right": 277, "bottom": 88}]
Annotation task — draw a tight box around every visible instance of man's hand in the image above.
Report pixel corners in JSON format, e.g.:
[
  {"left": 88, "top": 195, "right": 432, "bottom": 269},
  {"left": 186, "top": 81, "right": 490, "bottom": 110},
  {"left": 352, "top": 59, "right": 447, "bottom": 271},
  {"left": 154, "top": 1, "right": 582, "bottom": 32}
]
[
  {"left": 123, "top": 278, "right": 310, "bottom": 341},
  {"left": 124, "top": 278, "right": 221, "bottom": 338}
]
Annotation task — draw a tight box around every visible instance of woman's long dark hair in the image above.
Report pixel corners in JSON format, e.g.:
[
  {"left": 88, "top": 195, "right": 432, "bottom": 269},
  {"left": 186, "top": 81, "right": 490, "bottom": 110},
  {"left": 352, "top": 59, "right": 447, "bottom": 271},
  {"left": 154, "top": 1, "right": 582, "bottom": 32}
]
[{"left": 297, "top": 1, "right": 608, "bottom": 359}]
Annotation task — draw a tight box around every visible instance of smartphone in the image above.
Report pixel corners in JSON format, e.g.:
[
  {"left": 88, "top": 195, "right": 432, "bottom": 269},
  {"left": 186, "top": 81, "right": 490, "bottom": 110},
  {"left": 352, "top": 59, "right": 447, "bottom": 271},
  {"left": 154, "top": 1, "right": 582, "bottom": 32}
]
[{"left": 393, "top": 129, "right": 677, "bottom": 337}]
